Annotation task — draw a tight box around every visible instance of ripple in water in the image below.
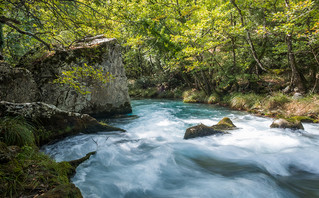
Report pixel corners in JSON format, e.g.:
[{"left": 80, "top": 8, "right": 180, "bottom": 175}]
[{"left": 42, "top": 99, "right": 319, "bottom": 198}]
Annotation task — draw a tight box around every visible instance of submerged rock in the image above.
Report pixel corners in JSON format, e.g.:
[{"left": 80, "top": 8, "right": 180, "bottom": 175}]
[
  {"left": 211, "top": 117, "right": 237, "bottom": 130},
  {"left": 270, "top": 118, "right": 304, "bottom": 130},
  {"left": 0, "top": 101, "right": 125, "bottom": 145},
  {"left": 184, "top": 124, "right": 228, "bottom": 139}
]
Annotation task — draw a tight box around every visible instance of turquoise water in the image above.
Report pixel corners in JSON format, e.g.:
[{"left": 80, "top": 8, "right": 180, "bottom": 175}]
[{"left": 43, "top": 99, "right": 319, "bottom": 198}]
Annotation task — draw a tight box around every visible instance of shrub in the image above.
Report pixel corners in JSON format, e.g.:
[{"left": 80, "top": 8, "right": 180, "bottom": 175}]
[
  {"left": 0, "top": 116, "right": 35, "bottom": 147},
  {"left": 182, "top": 89, "right": 207, "bottom": 103},
  {"left": 229, "top": 93, "right": 263, "bottom": 110},
  {"left": 207, "top": 93, "right": 220, "bottom": 104},
  {"left": 264, "top": 92, "right": 291, "bottom": 109}
]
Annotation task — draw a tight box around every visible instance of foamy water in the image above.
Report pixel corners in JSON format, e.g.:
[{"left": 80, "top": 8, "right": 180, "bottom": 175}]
[{"left": 42, "top": 99, "right": 319, "bottom": 197}]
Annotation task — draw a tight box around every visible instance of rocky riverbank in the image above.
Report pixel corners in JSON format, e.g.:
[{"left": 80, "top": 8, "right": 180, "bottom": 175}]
[
  {"left": 0, "top": 102, "right": 125, "bottom": 197},
  {"left": 0, "top": 36, "right": 132, "bottom": 197},
  {"left": 129, "top": 87, "right": 319, "bottom": 123},
  {"left": 0, "top": 142, "right": 96, "bottom": 197},
  {"left": 182, "top": 90, "right": 319, "bottom": 123}
]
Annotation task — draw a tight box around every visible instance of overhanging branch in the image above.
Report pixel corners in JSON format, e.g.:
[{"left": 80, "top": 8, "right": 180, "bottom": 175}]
[{"left": 0, "top": 16, "right": 51, "bottom": 50}]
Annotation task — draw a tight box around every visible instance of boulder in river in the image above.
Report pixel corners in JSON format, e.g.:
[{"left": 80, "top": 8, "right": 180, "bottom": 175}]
[
  {"left": 211, "top": 117, "right": 237, "bottom": 130},
  {"left": 184, "top": 117, "right": 237, "bottom": 139},
  {"left": 0, "top": 101, "right": 125, "bottom": 145},
  {"left": 184, "top": 124, "right": 228, "bottom": 139},
  {"left": 270, "top": 118, "right": 304, "bottom": 130}
]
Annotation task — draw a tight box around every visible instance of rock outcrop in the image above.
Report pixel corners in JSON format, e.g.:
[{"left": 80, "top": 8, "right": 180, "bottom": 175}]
[
  {"left": 184, "top": 117, "right": 237, "bottom": 139},
  {"left": 0, "top": 37, "right": 131, "bottom": 117},
  {"left": 270, "top": 118, "right": 304, "bottom": 130},
  {"left": 0, "top": 62, "right": 38, "bottom": 103},
  {"left": 0, "top": 101, "right": 125, "bottom": 145}
]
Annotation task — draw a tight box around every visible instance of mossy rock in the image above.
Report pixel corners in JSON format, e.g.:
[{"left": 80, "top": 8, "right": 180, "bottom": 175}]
[
  {"left": 270, "top": 118, "right": 304, "bottom": 130},
  {"left": 0, "top": 145, "right": 79, "bottom": 197},
  {"left": 289, "top": 116, "right": 314, "bottom": 123},
  {"left": 212, "top": 117, "right": 237, "bottom": 131},
  {"left": 184, "top": 124, "right": 228, "bottom": 139},
  {"left": 38, "top": 184, "right": 82, "bottom": 198},
  {"left": 0, "top": 101, "right": 125, "bottom": 146},
  {"left": 68, "top": 151, "right": 96, "bottom": 174}
]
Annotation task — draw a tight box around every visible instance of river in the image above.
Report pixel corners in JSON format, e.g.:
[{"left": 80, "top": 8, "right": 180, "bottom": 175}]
[{"left": 42, "top": 99, "right": 319, "bottom": 198}]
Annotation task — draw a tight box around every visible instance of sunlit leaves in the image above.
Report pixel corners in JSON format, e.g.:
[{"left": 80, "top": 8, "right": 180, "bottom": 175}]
[{"left": 53, "top": 63, "right": 113, "bottom": 95}]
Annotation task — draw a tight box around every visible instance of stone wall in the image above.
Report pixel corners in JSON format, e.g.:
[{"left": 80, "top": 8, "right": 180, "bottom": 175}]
[{"left": 0, "top": 38, "right": 131, "bottom": 117}]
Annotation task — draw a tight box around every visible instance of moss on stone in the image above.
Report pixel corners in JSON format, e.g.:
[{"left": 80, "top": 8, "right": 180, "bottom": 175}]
[
  {"left": 184, "top": 124, "right": 228, "bottom": 139},
  {"left": 211, "top": 117, "right": 237, "bottom": 131},
  {"left": 289, "top": 116, "right": 315, "bottom": 123},
  {"left": 217, "top": 117, "right": 236, "bottom": 127},
  {"left": 38, "top": 183, "right": 82, "bottom": 198},
  {"left": 0, "top": 144, "right": 81, "bottom": 197}
]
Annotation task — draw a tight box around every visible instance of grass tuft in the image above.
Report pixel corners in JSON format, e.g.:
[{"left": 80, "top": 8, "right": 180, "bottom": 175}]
[
  {"left": 0, "top": 145, "right": 74, "bottom": 197},
  {"left": 264, "top": 92, "right": 291, "bottom": 109},
  {"left": 0, "top": 117, "right": 35, "bottom": 147},
  {"left": 229, "top": 93, "right": 263, "bottom": 110}
]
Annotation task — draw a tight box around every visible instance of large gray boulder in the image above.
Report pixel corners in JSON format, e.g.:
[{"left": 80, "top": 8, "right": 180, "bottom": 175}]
[
  {"left": 0, "top": 101, "right": 125, "bottom": 145},
  {"left": 0, "top": 62, "right": 38, "bottom": 103},
  {"left": 0, "top": 37, "right": 131, "bottom": 117},
  {"left": 270, "top": 118, "right": 304, "bottom": 130}
]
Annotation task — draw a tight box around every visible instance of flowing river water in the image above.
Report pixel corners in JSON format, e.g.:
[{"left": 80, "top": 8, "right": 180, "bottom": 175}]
[{"left": 42, "top": 99, "right": 319, "bottom": 198}]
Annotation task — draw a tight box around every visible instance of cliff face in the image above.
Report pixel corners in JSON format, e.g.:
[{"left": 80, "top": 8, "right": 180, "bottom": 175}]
[
  {"left": 0, "top": 62, "right": 38, "bottom": 103},
  {"left": 0, "top": 37, "right": 132, "bottom": 117}
]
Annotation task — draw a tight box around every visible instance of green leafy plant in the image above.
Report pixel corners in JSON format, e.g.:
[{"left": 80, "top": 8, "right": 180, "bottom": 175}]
[{"left": 53, "top": 63, "right": 114, "bottom": 95}]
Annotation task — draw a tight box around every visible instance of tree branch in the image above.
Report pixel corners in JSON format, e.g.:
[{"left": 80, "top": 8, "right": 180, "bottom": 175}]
[
  {"left": 1, "top": 20, "right": 51, "bottom": 50},
  {"left": 0, "top": 16, "right": 21, "bottom": 25}
]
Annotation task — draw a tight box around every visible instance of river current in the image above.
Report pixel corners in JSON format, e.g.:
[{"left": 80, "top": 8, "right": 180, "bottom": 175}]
[{"left": 42, "top": 99, "right": 319, "bottom": 198}]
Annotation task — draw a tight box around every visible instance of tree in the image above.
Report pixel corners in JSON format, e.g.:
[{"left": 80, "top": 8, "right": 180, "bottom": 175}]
[{"left": 0, "top": 0, "right": 109, "bottom": 62}]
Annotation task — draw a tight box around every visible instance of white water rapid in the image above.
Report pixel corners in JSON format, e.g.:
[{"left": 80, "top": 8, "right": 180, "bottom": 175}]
[{"left": 42, "top": 99, "right": 319, "bottom": 198}]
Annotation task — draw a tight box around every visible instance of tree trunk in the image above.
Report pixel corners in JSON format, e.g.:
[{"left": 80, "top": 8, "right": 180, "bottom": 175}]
[
  {"left": 286, "top": 35, "right": 305, "bottom": 92},
  {"left": 230, "top": 13, "right": 237, "bottom": 70},
  {"left": 285, "top": 0, "right": 306, "bottom": 92},
  {"left": 230, "top": 0, "right": 268, "bottom": 72},
  {"left": 0, "top": 23, "right": 4, "bottom": 60}
]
